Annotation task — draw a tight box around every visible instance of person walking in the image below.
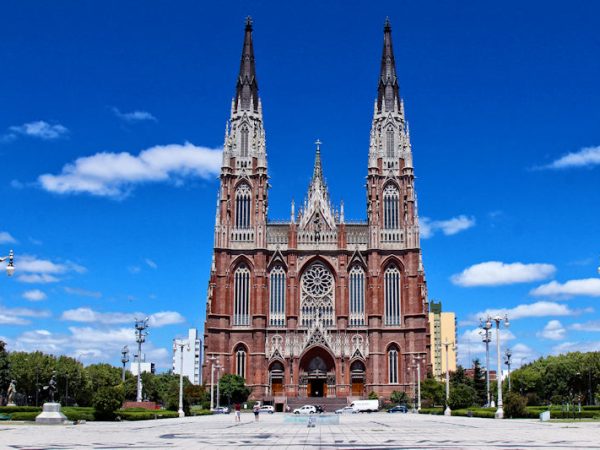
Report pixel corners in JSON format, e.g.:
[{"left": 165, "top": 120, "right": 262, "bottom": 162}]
[
  {"left": 235, "top": 403, "right": 241, "bottom": 422},
  {"left": 253, "top": 404, "right": 260, "bottom": 422}
]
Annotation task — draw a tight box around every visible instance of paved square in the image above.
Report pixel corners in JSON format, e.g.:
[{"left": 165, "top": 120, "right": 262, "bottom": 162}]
[{"left": 1, "top": 413, "right": 599, "bottom": 449}]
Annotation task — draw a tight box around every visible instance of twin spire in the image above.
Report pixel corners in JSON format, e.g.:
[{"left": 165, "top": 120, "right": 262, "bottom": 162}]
[
  {"left": 377, "top": 18, "right": 401, "bottom": 113},
  {"left": 235, "top": 16, "right": 259, "bottom": 112}
]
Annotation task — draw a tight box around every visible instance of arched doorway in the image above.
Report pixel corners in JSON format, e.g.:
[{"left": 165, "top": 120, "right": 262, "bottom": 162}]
[
  {"left": 269, "top": 361, "right": 284, "bottom": 396},
  {"left": 299, "top": 346, "right": 335, "bottom": 397},
  {"left": 350, "top": 360, "right": 366, "bottom": 396}
]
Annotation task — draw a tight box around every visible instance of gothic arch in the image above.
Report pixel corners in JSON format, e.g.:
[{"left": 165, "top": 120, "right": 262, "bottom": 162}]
[
  {"left": 233, "top": 178, "right": 253, "bottom": 190},
  {"left": 380, "top": 255, "right": 405, "bottom": 273},
  {"left": 297, "top": 255, "right": 337, "bottom": 278},
  {"left": 228, "top": 255, "right": 255, "bottom": 274},
  {"left": 298, "top": 344, "right": 336, "bottom": 371}
]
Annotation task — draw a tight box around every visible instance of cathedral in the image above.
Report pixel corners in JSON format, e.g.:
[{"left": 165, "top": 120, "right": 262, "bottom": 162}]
[{"left": 202, "top": 18, "right": 430, "bottom": 405}]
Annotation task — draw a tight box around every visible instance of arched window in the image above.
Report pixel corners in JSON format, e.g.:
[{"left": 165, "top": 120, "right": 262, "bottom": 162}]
[
  {"left": 233, "top": 264, "right": 250, "bottom": 326},
  {"left": 235, "top": 184, "right": 251, "bottom": 229},
  {"left": 235, "top": 345, "right": 247, "bottom": 379},
  {"left": 386, "top": 128, "right": 394, "bottom": 158},
  {"left": 383, "top": 184, "right": 399, "bottom": 229},
  {"left": 269, "top": 265, "right": 286, "bottom": 327},
  {"left": 240, "top": 125, "right": 249, "bottom": 157},
  {"left": 388, "top": 345, "right": 399, "bottom": 384},
  {"left": 384, "top": 265, "right": 401, "bottom": 326},
  {"left": 349, "top": 265, "right": 365, "bottom": 326}
]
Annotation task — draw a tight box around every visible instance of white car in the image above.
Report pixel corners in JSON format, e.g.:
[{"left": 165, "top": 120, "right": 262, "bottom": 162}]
[
  {"left": 259, "top": 405, "right": 275, "bottom": 414},
  {"left": 335, "top": 406, "right": 357, "bottom": 414},
  {"left": 293, "top": 405, "right": 317, "bottom": 414}
]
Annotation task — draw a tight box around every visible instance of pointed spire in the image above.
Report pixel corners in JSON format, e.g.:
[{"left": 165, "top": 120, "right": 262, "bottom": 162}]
[
  {"left": 235, "top": 16, "right": 259, "bottom": 112},
  {"left": 312, "top": 139, "right": 324, "bottom": 183},
  {"left": 377, "top": 18, "right": 401, "bottom": 113}
]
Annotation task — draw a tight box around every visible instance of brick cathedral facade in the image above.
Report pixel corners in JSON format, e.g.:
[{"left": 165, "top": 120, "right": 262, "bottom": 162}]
[{"left": 202, "top": 18, "right": 430, "bottom": 402}]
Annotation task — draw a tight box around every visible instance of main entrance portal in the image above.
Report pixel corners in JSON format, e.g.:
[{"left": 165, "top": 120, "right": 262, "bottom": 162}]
[{"left": 299, "top": 346, "right": 336, "bottom": 398}]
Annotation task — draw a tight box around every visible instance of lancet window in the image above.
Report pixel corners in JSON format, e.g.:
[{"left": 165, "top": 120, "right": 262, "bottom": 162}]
[
  {"left": 235, "top": 184, "right": 251, "bottom": 229},
  {"left": 386, "top": 128, "right": 394, "bottom": 158},
  {"left": 240, "top": 125, "right": 249, "bottom": 157},
  {"left": 384, "top": 265, "right": 401, "bottom": 326},
  {"left": 388, "top": 345, "right": 399, "bottom": 384},
  {"left": 349, "top": 265, "right": 365, "bottom": 326},
  {"left": 235, "top": 345, "right": 247, "bottom": 379},
  {"left": 383, "top": 184, "right": 399, "bottom": 229},
  {"left": 269, "top": 265, "right": 286, "bottom": 327},
  {"left": 300, "top": 262, "right": 335, "bottom": 328},
  {"left": 233, "top": 264, "right": 250, "bottom": 326}
]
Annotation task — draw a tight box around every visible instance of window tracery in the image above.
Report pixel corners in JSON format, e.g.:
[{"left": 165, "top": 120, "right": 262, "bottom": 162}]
[{"left": 300, "top": 262, "right": 334, "bottom": 328}]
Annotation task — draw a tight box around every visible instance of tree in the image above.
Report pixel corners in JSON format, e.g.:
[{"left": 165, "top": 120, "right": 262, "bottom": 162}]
[
  {"left": 450, "top": 365, "right": 472, "bottom": 388},
  {"left": 218, "top": 374, "right": 250, "bottom": 405},
  {"left": 448, "top": 383, "right": 477, "bottom": 410},
  {"left": 390, "top": 390, "right": 409, "bottom": 405},
  {"left": 0, "top": 341, "right": 10, "bottom": 393},
  {"left": 471, "top": 358, "right": 487, "bottom": 406},
  {"left": 93, "top": 385, "right": 125, "bottom": 420},
  {"left": 55, "top": 355, "right": 88, "bottom": 406},
  {"left": 420, "top": 377, "right": 445, "bottom": 407},
  {"left": 85, "top": 363, "right": 122, "bottom": 392},
  {"left": 8, "top": 351, "right": 55, "bottom": 405},
  {"left": 503, "top": 392, "right": 527, "bottom": 418}
]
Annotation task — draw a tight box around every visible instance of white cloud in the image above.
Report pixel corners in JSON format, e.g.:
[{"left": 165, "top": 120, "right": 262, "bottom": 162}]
[
  {"left": 22, "top": 289, "right": 47, "bottom": 302},
  {"left": 552, "top": 341, "right": 600, "bottom": 355},
  {"left": 0, "top": 231, "right": 17, "bottom": 244},
  {"left": 540, "top": 145, "right": 600, "bottom": 170},
  {"left": 38, "top": 142, "right": 222, "bottom": 197},
  {"left": 112, "top": 107, "right": 157, "bottom": 123},
  {"left": 7, "top": 120, "right": 68, "bottom": 140},
  {"left": 420, "top": 215, "right": 475, "bottom": 239},
  {"left": 15, "top": 255, "right": 86, "bottom": 284},
  {"left": 0, "top": 305, "right": 51, "bottom": 325},
  {"left": 451, "top": 261, "right": 556, "bottom": 287},
  {"left": 472, "top": 301, "right": 584, "bottom": 321},
  {"left": 64, "top": 286, "right": 102, "bottom": 298},
  {"left": 61, "top": 307, "right": 185, "bottom": 328},
  {"left": 570, "top": 321, "right": 600, "bottom": 332},
  {"left": 144, "top": 258, "right": 158, "bottom": 269},
  {"left": 457, "top": 327, "right": 515, "bottom": 367},
  {"left": 510, "top": 343, "right": 537, "bottom": 368},
  {"left": 530, "top": 278, "right": 600, "bottom": 298},
  {"left": 537, "top": 320, "right": 566, "bottom": 341}
]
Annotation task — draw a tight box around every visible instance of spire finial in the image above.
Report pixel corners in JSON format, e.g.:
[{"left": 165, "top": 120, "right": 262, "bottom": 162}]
[
  {"left": 384, "top": 17, "right": 391, "bottom": 30},
  {"left": 377, "top": 17, "right": 400, "bottom": 113},
  {"left": 245, "top": 16, "right": 253, "bottom": 30},
  {"left": 235, "top": 17, "right": 259, "bottom": 112},
  {"left": 312, "top": 139, "right": 323, "bottom": 182}
]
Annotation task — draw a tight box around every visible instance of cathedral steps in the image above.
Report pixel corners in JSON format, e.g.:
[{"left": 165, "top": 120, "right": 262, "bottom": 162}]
[{"left": 285, "top": 397, "right": 351, "bottom": 413}]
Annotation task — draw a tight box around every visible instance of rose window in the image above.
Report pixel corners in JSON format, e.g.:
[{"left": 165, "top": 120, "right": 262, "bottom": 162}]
[{"left": 300, "top": 262, "right": 335, "bottom": 328}]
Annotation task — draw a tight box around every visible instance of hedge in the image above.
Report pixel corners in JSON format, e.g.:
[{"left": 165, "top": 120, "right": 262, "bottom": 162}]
[
  {"left": 116, "top": 409, "right": 179, "bottom": 420},
  {"left": 0, "top": 406, "right": 41, "bottom": 413}
]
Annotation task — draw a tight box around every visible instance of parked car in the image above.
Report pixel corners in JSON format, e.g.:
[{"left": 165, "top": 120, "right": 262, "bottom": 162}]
[
  {"left": 349, "top": 399, "right": 379, "bottom": 413},
  {"left": 387, "top": 405, "right": 408, "bottom": 413},
  {"left": 335, "top": 406, "right": 358, "bottom": 414},
  {"left": 293, "top": 405, "right": 317, "bottom": 414},
  {"left": 212, "top": 406, "right": 230, "bottom": 414},
  {"left": 259, "top": 405, "right": 275, "bottom": 414}
]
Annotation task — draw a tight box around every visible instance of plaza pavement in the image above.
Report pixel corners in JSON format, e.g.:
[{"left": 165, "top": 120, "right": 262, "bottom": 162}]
[{"left": 1, "top": 412, "right": 599, "bottom": 449}]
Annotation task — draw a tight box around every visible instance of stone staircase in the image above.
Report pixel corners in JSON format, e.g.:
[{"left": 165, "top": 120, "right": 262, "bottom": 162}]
[{"left": 285, "top": 396, "right": 351, "bottom": 413}]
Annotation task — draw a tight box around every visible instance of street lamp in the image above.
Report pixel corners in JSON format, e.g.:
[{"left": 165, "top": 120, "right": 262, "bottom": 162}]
[
  {"left": 0, "top": 250, "right": 15, "bottom": 277},
  {"left": 174, "top": 338, "right": 190, "bottom": 417},
  {"left": 412, "top": 355, "right": 423, "bottom": 412},
  {"left": 443, "top": 339, "right": 454, "bottom": 416},
  {"left": 480, "top": 318, "right": 492, "bottom": 407},
  {"left": 215, "top": 364, "right": 223, "bottom": 409},
  {"left": 505, "top": 348, "right": 512, "bottom": 392},
  {"left": 134, "top": 318, "right": 149, "bottom": 402},
  {"left": 486, "top": 314, "right": 509, "bottom": 419},
  {"left": 208, "top": 355, "right": 218, "bottom": 410},
  {"left": 121, "top": 346, "right": 130, "bottom": 383}
]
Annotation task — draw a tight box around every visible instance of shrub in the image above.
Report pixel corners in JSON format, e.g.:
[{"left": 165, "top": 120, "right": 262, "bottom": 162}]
[
  {"left": 448, "top": 384, "right": 478, "bottom": 410},
  {"left": 504, "top": 392, "right": 528, "bottom": 418},
  {"left": 8, "top": 411, "right": 39, "bottom": 421},
  {"left": 0, "top": 406, "right": 41, "bottom": 413},
  {"left": 390, "top": 390, "right": 409, "bottom": 405},
  {"left": 92, "top": 386, "right": 125, "bottom": 421},
  {"left": 368, "top": 391, "right": 379, "bottom": 400},
  {"left": 117, "top": 409, "right": 179, "bottom": 420}
]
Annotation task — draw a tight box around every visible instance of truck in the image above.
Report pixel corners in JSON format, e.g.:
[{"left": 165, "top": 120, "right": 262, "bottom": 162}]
[{"left": 349, "top": 399, "right": 379, "bottom": 413}]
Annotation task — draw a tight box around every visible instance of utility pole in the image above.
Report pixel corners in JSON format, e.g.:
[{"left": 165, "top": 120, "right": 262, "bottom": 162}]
[
  {"left": 134, "top": 318, "right": 149, "bottom": 402},
  {"left": 121, "top": 346, "right": 129, "bottom": 383},
  {"left": 443, "top": 339, "right": 454, "bottom": 416},
  {"left": 480, "top": 319, "right": 492, "bottom": 407},
  {"left": 208, "top": 355, "right": 217, "bottom": 410},
  {"left": 505, "top": 348, "right": 512, "bottom": 392}
]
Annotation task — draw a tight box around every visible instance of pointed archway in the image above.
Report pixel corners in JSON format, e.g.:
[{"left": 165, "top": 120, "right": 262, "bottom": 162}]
[{"left": 299, "top": 345, "right": 336, "bottom": 397}]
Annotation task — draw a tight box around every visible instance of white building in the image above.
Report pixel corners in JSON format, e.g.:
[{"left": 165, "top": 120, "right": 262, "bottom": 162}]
[
  {"left": 129, "top": 361, "right": 155, "bottom": 376},
  {"left": 172, "top": 328, "right": 202, "bottom": 385}
]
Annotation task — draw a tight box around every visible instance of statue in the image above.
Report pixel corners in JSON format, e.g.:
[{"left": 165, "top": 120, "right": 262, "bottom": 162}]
[
  {"left": 43, "top": 371, "right": 58, "bottom": 403},
  {"left": 7, "top": 380, "right": 17, "bottom": 406}
]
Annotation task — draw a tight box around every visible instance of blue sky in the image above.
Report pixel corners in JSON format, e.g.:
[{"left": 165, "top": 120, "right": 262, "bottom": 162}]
[{"left": 1, "top": 1, "right": 599, "bottom": 371}]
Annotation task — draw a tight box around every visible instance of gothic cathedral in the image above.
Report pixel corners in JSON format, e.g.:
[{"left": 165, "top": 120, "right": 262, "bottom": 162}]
[{"left": 202, "top": 18, "right": 430, "bottom": 405}]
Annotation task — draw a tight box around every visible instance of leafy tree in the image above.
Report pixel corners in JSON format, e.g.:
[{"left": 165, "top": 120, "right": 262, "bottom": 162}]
[
  {"left": 390, "top": 390, "right": 409, "bottom": 405},
  {"left": 184, "top": 383, "right": 207, "bottom": 405},
  {"left": 450, "top": 365, "right": 472, "bottom": 388},
  {"left": 448, "top": 383, "right": 477, "bottom": 410},
  {"left": 218, "top": 374, "right": 250, "bottom": 405},
  {"left": 503, "top": 392, "right": 527, "bottom": 418},
  {"left": 93, "top": 385, "right": 125, "bottom": 420},
  {"left": 368, "top": 391, "right": 379, "bottom": 400},
  {"left": 85, "top": 363, "right": 122, "bottom": 392},
  {"left": 421, "top": 377, "right": 445, "bottom": 407},
  {"left": 55, "top": 355, "right": 88, "bottom": 406},
  {"left": 0, "top": 341, "right": 10, "bottom": 393},
  {"left": 472, "top": 359, "right": 487, "bottom": 406},
  {"left": 8, "top": 351, "right": 55, "bottom": 405}
]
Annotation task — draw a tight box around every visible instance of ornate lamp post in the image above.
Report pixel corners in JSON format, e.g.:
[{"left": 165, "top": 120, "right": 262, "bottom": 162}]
[
  {"left": 134, "top": 318, "right": 149, "bottom": 402},
  {"left": 208, "top": 355, "right": 217, "bottom": 410},
  {"left": 480, "top": 318, "right": 492, "bottom": 407},
  {"left": 0, "top": 250, "right": 15, "bottom": 277},
  {"left": 443, "top": 339, "right": 454, "bottom": 416},
  {"left": 504, "top": 348, "right": 512, "bottom": 392},
  {"left": 215, "top": 364, "right": 223, "bottom": 409},
  {"left": 485, "top": 314, "right": 509, "bottom": 419},
  {"left": 412, "top": 355, "right": 423, "bottom": 412},
  {"left": 174, "top": 338, "right": 190, "bottom": 417},
  {"left": 121, "top": 346, "right": 129, "bottom": 382}
]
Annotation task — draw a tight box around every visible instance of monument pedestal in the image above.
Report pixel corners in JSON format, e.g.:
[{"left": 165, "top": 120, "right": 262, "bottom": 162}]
[{"left": 36, "top": 402, "right": 68, "bottom": 424}]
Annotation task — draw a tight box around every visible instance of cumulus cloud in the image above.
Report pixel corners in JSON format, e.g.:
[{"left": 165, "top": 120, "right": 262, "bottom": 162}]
[
  {"left": 552, "top": 341, "right": 600, "bottom": 355},
  {"left": 539, "top": 145, "right": 600, "bottom": 170},
  {"left": 112, "top": 107, "right": 157, "bottom": 123},
  {"left": 16, "top": 255, "right": 86, "bottom": 284},
  {"left": 451, "top": 261, "right": 556, "bottom": 287},
  {"left": 38, "top": 142, "right": 222, "bottom": 197},
  {"left": 570, "top": 321, "right": 600, "bottom": 332},
  {"left": 457, "top": 327, "right": 515, "bottom": 367},
  {"left": 420, "top": 215, "right": 475, "bottom": 239},
  {"left": 537, "top": 320, "right": 566, "bottom": 341},
  {"left": 64, "top": 286, "right": 102, "bottom": 298},
  {"left": 0, "top": 231, "right": 17, "bottom": 244},
  {"left": 472, "top": 301, "right": 585, "bottom": 321},
  {"left": 510, "top": 343, "right": 537, "bottom": 367},
  {"left": 60, "top": 307, "right": 185, "bottom": 327},
  {"left": 22, "top": 289, "right": 47, "bottom": 302},
  {"left": 530, "top": 278, "right": 600, "bottom": 298},
  {"left": 0, "top": 304, "right": 51, "bottom": 325},
  {"left": 5, "top": 120, "right": 69, "bottom": 141}
]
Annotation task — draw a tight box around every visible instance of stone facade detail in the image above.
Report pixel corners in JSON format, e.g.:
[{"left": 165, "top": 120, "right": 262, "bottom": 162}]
[{"left": 202, "top": 18, "right": 430, "bottom": 401}]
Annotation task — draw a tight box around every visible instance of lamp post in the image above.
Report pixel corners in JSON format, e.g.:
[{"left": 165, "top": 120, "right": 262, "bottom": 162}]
[
  {"left": 505, "top": 348, "right": 512, "bottom": 392},
  {"left": 486, "top": 314, "right": 510, "bottom": 419},
  {"left": 174, "top": 338, "right": 190, "bottom": 417},
  {"left": 412, "top": 355, "right": 423, "bottom": 412},
  {"left": 443, "top": 339, "right": 454, "bottom": 416},
  {"left": 216, "top": 364, "right": 222, "bottom": 409},
  {"left": 0, "top": 250, "right": 15, "bottom": 277},
  {"left": 480, "top": 318, "right": 492, "bottom": 407},
  {"left": 208, "top": 355, "right": 217, "bottom": 410},
  {"left": 121, "top": 346, "right": 129, "bottom": 382},
  {"left": 134, "top": 318, "right": 149, "bottom": 402}
]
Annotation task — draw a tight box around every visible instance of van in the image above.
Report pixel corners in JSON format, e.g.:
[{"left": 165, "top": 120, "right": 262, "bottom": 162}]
[{"left": 349, "top": 399, "right": 379, "bottom": 412}]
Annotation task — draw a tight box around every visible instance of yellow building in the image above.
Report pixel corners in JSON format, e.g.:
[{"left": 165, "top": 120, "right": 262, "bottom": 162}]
[{"left": 429, "top": 301, "right": 457, "bottom": 380}]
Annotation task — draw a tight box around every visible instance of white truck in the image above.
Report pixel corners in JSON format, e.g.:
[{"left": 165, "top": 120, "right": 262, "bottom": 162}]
[{"left": 349, "top": 399, "right": 379, "bottom": 413}]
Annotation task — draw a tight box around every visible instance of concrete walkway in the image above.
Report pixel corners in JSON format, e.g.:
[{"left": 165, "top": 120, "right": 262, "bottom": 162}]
[{"left": 1, "top": 412, "right": 599, "bottom": 449}]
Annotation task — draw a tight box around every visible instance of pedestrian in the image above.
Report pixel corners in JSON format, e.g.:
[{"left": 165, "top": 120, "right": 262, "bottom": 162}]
[
  {"left": 235, "top": 403, "right": 241, "bottom": 422},
  {"left": 253, "top": 404, "right": 260, "bottom": 422}
]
